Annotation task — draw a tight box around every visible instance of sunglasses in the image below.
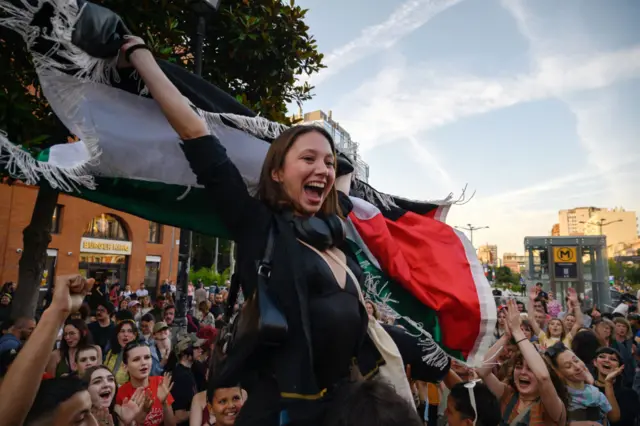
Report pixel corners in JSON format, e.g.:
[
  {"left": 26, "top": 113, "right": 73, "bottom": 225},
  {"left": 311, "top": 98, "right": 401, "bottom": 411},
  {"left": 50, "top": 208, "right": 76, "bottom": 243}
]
[{"left": 545, "top": 341, "right": 567, "bottom": 358}]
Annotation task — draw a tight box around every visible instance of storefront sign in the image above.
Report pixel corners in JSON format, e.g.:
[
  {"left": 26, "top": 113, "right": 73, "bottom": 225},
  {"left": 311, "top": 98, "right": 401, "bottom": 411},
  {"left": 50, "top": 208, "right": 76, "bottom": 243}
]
[{"left": 80, "top": 237, "right": 132, "bottom": 255}]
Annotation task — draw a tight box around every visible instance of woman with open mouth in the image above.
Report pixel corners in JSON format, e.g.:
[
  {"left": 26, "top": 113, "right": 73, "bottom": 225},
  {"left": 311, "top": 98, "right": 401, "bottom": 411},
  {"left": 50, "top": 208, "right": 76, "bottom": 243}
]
[
  {"left": 119, "top": 33, "right": 452, "bottom": 426},
  {"left": 530, "top": 288, "right": 583, "bottom": 350},
  {"left": 105, "top": 319, "right": 140, "bottom": 386},
  {"left": 477, "top": 299, "right": 568, "bottom": 425},
  {"left": 47, "top": 318, "right": 101, "bottom": 377},
  {"left": 545, "top": 341, "right": 622, "bottom": 425},
  {"left": 115, "top": 341, "right": 175, "bottom": 426},
  {"left": 592, "top": 347, "right": 639, "bottom": 426},
  {"left": 84, "top": 365, "right": 150, "bottom": 425}
]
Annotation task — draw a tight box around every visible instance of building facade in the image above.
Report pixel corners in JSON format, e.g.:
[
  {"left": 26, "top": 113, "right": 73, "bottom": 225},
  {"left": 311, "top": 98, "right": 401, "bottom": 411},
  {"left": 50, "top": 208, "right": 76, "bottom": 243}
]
[
  {"left": 477, "top": 244, "right": 498, "bottom": 266},
  {"left": 558, "top": 207, "right": 602, "bottom": 235},
  {"left": 0, "top": 183, "right": 179, "bottom": 296},
  {"left": 551, "top": 224, "right": 560, "bottom": 236},
  {"left": 557, "top": 206, "right": 638, "bottom": 253},
  {"left": 293, "top": 109, "right": 370, "bottom": 183}
]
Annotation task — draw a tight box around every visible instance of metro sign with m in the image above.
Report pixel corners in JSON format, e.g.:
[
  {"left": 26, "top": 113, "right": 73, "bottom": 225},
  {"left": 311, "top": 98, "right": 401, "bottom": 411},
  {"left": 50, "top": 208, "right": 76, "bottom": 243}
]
[{"left": 553, "top": 246, "right": 577, "bottom": 264}]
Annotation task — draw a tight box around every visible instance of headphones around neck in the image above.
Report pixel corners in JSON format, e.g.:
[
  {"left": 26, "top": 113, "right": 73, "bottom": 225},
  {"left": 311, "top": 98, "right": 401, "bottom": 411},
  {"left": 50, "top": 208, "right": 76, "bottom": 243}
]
[{"left": 286, "top": 212, "right": 346, "bottom": 251}]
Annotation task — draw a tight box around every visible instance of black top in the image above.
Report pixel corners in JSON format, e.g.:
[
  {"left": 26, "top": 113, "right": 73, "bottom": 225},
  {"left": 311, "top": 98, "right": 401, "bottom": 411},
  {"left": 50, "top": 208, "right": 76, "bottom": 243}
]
[
  {"left": 181, "top": 135, "right": 450, "bottom": 426},
  {"left": 172, "top": 363, "right": 198, "bottom": 426},
  {"left": 300, "top": 243, "right": 363, "bottom": 389},
  {"left": 88, "top": 321, "right": 115, "bottom": 354}
]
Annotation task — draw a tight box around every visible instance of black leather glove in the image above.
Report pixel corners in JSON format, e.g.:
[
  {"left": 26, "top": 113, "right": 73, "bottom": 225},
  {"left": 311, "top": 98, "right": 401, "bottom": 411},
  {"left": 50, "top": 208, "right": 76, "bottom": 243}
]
[{"left": 70, "top": 0, "right": 131, "bottom": 58}]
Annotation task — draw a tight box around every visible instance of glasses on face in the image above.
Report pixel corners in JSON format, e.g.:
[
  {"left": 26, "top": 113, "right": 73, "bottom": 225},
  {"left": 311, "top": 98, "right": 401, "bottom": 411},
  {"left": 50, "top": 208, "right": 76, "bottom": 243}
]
[{"left": 545, "top": 342, "right": 567, "bottom": 359}]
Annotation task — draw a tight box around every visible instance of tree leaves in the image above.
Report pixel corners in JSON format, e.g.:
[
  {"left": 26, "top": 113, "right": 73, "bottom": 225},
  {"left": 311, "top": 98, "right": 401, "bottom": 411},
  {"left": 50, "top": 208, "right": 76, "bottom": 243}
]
[{"left": 0, "top": 0, "right": 324, "bottom": 146}]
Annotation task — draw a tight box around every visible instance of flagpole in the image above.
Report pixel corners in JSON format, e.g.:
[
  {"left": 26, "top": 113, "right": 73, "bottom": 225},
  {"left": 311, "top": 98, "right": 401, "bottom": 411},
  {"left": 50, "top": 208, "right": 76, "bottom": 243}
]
[{"left": 176, "top": 0, "right": 221, "bottom": 333}]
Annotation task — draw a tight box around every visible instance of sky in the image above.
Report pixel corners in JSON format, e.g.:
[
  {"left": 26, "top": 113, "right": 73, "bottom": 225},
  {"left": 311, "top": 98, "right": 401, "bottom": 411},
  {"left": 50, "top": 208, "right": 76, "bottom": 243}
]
[{"left": 294, "top": 0, "right": 640, "bottom": 256}]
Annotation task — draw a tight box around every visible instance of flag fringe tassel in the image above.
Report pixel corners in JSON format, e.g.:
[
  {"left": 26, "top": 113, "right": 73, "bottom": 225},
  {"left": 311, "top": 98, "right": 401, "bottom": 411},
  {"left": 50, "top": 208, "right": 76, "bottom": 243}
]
[{"left": 0, "top": 131, "right": 97, "bottom": 191}]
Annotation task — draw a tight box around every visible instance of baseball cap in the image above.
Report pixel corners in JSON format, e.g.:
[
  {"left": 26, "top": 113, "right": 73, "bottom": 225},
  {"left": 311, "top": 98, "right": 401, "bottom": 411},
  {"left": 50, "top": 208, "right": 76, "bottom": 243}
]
[
  {"left": 128, "top": 300, "right": 141, "bottom": 308},
  {"left": 175, "top": 333, "right": 207, "bottom": 355},
  {"left": 153, "top": 321, "right": 170, "bottom": 334}
]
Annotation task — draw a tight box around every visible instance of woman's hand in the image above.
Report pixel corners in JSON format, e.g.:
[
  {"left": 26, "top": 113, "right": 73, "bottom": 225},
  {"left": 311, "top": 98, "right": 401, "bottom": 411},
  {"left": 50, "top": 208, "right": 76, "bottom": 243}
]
[
  {"left": 119, "top": 387, "right": 146, "bottom": 424},
  {"left": 92, "top": 407, "right": 114, "bottom": 426},
  {"left": 157, "top": 372, "right": 174, "bottom": 403},
  {"left": 528, "top": 286, "right": 538, "bottom": 301},
  {"left": 605, "top": 365, "right": 625, "bottom": 384},
  {"left": 505, "top": 299, "right": 522, "bottom": 334},
  {"left": 118, "top": 35, "right": 146, "bottom": 68}
]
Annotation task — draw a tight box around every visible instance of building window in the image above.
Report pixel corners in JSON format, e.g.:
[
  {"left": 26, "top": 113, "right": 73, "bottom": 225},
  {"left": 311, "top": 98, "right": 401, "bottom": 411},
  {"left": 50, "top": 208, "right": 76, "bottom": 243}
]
[
  {"left": 51, "top": 205, "right": 62, "bottom": 234},
  {"left": 144, "top": 261, "right": 161, "bottom": 290},
  {"left": 148, "top": 222, "right": 162, "bottom": 244},
  {"left": 83, "top": 214, "right": 129, "bottom": 241}
]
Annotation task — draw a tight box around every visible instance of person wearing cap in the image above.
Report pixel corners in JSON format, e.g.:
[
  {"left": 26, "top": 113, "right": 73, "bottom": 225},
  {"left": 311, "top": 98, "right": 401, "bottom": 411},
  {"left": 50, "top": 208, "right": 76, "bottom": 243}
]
[
  {"left": 170, "top": 333, "right": 205, "bottom": 426},
  {"left": 128, "top": 299, "right": 142, "bottom": 323},
  {"left": 193, "top": 326, "right": 218, "bottom": 391},
  {"left": 153, "top": 321, "right": 172, "bottom": 374}
]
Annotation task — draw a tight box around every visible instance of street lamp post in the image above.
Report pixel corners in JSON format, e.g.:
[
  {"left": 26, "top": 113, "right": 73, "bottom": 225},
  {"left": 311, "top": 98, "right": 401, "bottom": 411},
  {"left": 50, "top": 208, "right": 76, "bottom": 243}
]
[
  {"left": 579, "top": 218, "right": 623, "bottom": 235},
  {"left": 175, "top": 0, "right": 222, "bottom": 332},
  {"left": 454, "top": 223, "right": 489, "bottom": 247}
]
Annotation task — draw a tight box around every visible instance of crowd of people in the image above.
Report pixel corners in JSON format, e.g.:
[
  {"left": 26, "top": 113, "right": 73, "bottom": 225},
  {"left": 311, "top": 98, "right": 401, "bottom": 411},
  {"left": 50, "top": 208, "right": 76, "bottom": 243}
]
[{"left": 4, "top": 24, "right": 640, "bottom": 426}]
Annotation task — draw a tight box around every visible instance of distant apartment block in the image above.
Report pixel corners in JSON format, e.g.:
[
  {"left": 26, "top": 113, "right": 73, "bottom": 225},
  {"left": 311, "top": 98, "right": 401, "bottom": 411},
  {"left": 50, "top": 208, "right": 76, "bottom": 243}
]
[
  {"left": 291, "top": 109, "right": 370, "bottom": 183},
  {"left": 477, "top": 244, "right": 498, "bottom": 266},
  {"left": 503, "top": 252, "right": 541, "bottom": 274},
  {"left": 557, "top": 206, "right": 638, "bottom": 256}
]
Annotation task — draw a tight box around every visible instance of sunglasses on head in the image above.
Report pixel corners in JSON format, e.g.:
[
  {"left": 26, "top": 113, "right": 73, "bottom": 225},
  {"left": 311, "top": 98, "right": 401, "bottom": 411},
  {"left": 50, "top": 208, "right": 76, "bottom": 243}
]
[{"left": 545, "top": 341, "right": 567, "bottom": 359}]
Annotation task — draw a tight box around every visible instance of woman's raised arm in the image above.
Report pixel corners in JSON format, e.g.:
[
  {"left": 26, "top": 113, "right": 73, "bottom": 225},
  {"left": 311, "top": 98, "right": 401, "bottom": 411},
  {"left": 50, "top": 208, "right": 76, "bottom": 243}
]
[{"left": 122, "top": 37, "right": 207, "bottom": 141}]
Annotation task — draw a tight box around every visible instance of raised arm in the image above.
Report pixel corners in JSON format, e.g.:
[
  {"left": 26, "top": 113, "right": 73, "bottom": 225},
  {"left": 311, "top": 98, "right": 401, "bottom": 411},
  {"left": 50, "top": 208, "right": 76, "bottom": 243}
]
[
  {"left": 0, "top": 276, "right": 93, "bottom": 426},
  {"left": 121, "top": 38, "right": 206, "bottom": 140},
  {"left": 506, "top": 299, "right": 565, "bottom": 423},
  {"left": 568, "top": 289, "right": 583, "bottom": 336},
  {"left": 120, "top": 37, "right": 269, "bottom": 238}
]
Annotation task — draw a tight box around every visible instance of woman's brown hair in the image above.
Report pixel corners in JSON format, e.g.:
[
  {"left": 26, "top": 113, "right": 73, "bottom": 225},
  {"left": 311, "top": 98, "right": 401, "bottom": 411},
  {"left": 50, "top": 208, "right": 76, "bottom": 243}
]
[
  {"left": 506, "top": 351, "right": 569, "bottom": 411},
  {"left": 257, "top": 125, "right": 342, "bottom": 217}
]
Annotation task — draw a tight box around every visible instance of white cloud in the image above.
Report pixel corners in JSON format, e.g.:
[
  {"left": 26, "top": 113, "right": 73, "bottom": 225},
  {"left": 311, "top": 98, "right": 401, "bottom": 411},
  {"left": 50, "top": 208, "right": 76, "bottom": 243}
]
[
  {"left": 326, "top": 0, "right": 640, "bottom": 254},
  {"left": 333, "top": 46, "right": 640, "bottom": 152},
  {"left": 300, "top": 0, "right": 466, "bottom": 86}
]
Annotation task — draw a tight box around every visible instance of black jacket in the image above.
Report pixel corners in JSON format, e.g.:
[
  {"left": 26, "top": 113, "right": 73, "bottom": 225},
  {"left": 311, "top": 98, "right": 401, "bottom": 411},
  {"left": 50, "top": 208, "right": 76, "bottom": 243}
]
[{"left": 182, "top": 135, "right": 450, "bottom": 425}]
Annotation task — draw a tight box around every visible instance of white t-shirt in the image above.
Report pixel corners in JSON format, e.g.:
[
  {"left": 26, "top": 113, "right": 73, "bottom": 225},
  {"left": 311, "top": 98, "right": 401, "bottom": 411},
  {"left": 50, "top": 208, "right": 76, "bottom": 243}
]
[
  {"left": 613, "top": 303, "right": 629, "bottom": 316},
  {"left": 136, "top": 289, "right": 149, "bottom": 298}
]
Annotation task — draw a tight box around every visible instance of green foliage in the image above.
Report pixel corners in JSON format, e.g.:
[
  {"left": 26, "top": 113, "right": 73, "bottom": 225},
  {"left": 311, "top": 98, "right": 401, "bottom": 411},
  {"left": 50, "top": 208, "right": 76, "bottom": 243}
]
[
  {"left": 493, "top": 266, "right": 521, "bottom": 286},
  {"left": 0, "top": 0, "right": 324, "bottom": 149},
  {"left": 609, "top": 258, "right": 640, "bottom": 284},
  {"left": 189, "top": 266, "right": 230, "bottom": 287}
]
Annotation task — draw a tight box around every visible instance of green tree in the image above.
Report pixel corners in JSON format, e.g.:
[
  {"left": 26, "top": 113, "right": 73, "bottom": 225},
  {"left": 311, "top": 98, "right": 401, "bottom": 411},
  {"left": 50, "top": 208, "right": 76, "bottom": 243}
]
[{"left": 0, "top": 0, "right": 324, "bottom": 318}]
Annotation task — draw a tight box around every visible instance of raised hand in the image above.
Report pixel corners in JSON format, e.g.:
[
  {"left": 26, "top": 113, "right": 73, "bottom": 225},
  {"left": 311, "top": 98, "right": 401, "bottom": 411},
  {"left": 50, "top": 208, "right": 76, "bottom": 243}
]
[
  {"left": 157, "top": 372, "right": 174, "bottom": 403},
  {"left": 52, "top": 275, "right": 95, "bottom": 315},
  {"left": 505, "top": 299, "right": 522, "bottom": 333},
  {"left": 119, "top": 387, "right": 146, "bottom": 424},
  {"left": 528, "top": 286, "right": 538, "bottom": 301},
  {"left": 605, "top": 365, "right": 625, "bottom": 384}
]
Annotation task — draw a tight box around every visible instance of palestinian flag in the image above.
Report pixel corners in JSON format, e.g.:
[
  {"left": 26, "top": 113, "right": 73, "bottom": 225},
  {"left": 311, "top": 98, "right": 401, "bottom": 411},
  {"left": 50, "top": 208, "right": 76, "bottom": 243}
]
[
  {"left": 0, "top": 0, "right": 495, "bottom": 361},
  {"left": 345, "top": 197, "right": 495, "bottom": 364}
]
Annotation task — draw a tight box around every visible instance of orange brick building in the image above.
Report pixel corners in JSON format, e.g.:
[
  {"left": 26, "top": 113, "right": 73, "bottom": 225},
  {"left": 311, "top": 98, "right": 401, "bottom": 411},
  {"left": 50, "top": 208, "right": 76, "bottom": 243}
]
[{"left": 0, "top": 182, "right": 179, "bottom": 297}]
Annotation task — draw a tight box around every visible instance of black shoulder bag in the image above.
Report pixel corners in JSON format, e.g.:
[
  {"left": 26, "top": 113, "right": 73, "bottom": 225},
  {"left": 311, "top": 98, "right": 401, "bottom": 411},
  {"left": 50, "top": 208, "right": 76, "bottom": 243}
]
[{"left": 210, "top": 225, "right": 288, "bottom": 385}]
